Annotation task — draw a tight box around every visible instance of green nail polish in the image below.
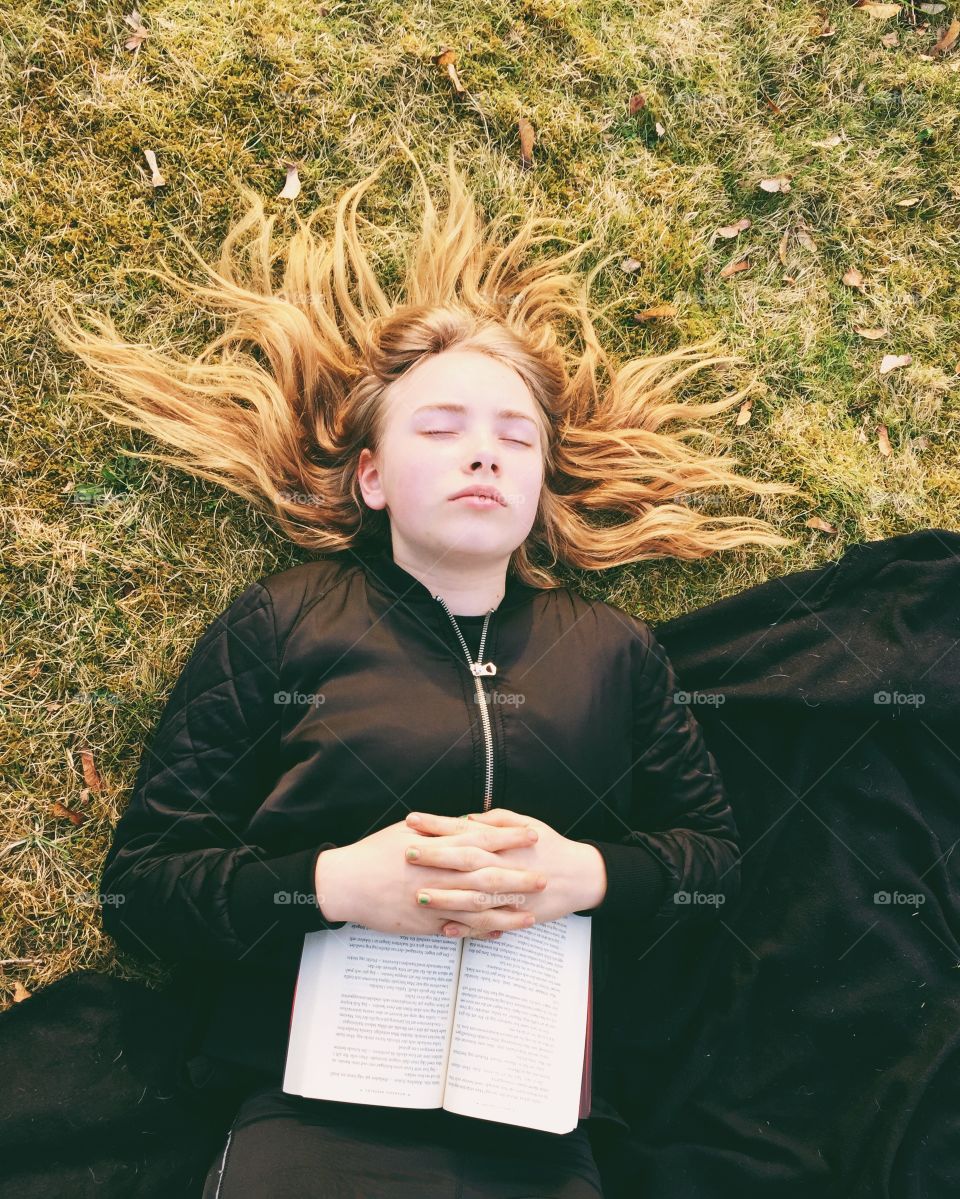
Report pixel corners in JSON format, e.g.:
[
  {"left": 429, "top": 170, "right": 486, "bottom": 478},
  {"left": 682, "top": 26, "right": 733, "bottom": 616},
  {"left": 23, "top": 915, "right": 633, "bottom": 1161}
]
[
  {"left": 406, "top": 847, "right": 420, "bottom": 861},
  {"left": 418, "top": 893, "right": 431, "bottom": 904}
]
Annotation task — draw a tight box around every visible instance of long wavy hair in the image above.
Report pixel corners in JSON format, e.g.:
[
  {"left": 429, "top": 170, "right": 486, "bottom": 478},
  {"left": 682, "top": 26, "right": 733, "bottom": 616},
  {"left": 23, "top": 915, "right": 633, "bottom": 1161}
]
[{"left": 45, "top": 140, "right": 802, "bottom": 590}]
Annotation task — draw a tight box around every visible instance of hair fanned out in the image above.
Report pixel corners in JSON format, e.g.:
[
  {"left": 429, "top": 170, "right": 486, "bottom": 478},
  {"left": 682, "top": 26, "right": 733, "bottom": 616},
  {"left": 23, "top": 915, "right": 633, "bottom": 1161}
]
[{"left": 46, "top": 139, "right": 802, "bottom": 590}]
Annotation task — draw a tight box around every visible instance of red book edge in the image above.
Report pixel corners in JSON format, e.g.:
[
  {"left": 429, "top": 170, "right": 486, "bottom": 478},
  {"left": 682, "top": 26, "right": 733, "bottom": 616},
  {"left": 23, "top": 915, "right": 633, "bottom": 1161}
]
[
  {"left": 287, "top": 933, "right": 594, "bottom": 1119},
  {"left": 578, "top": 937, "right": 593, "bottom": 1119}
]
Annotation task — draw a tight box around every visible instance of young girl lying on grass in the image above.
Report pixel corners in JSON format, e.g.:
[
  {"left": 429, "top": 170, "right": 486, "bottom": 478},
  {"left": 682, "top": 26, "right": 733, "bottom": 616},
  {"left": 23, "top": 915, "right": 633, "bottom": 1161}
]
[{"left": 49, "top": 141, "right": 800, "bottom": 1198}]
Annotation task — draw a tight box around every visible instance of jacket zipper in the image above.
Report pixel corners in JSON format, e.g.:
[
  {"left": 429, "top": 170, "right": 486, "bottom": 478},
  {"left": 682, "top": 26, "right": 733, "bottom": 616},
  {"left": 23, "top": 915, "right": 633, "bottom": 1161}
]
[{"left": 434, "top": 597, "right": 497, "bottom": 812}]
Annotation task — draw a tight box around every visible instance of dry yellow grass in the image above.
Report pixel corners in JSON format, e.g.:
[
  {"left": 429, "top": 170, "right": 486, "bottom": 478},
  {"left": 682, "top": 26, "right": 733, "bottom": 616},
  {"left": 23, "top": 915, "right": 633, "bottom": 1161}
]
[{"left": 2, "top": 0, "right": 958, "bottom": 1004}]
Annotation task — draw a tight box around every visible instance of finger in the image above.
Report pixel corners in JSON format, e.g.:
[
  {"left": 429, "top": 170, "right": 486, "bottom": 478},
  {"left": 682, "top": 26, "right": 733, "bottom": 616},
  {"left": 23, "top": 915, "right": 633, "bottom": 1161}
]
[
  {"left": 404, "top": 835, "right": 538, "bottom": 870},
  {"left": 416, "top": 888, "right": 539, "bottom": 917},
  {"left": 406, "top": 816, "right": 538, "bottom": 848},
  {"left": 440, "top": 923, "right": 503, "bottom": 940},
  {"left": 406, "top": 812, "right": 477, "bottom": 834},
  {"left": 406, "top": 850, "right": 548, "bottom": 893},
  {"left": 458, "top": 808, "right": 531, "bottom": 827}
]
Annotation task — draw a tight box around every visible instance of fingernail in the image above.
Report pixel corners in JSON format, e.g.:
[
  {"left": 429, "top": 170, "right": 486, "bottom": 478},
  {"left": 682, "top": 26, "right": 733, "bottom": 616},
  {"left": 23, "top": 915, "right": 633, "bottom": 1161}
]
[
  {"left": 522, "top": 915, "right": 535, "bottom": 927},
  {"left": 526, "top": 828, "right": 538, "bottom": 841},
  {"left": 406, "top": 847, "right": 420, "bottom": 861},
  {"left": 444, "top": 926, "right": 462, "bottom": 937},
  {"left": 417, "top": 893, "right": 431, "bottom": 905},
  {"left": 408, "top": 812, "right": 422, "bottom": 822},
  {"left": 536, "top": 875, "right": 547, "bottom": 888}
]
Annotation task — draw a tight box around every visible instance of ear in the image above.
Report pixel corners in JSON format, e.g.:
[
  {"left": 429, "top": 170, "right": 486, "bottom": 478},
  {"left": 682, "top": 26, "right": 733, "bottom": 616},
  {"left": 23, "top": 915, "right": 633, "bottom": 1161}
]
[{"left": 356, "top": 447, "right": 387, "bottom": 511}]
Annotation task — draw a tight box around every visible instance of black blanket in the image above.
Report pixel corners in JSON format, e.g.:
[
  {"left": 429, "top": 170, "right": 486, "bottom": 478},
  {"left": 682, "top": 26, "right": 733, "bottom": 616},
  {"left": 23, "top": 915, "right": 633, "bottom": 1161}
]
[{"left": 3, "top": 528, "right": 958, "bottom": 1198}]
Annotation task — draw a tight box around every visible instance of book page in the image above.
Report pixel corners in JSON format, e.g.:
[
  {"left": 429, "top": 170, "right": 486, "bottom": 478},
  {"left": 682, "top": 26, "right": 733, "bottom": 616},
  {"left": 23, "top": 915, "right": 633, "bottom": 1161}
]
[
  {"left": 283, "top": 922, "right": 462, "bottom": 1108},
  {"left": 441, "top": 914, "right": 592, "bottom": 1135}
]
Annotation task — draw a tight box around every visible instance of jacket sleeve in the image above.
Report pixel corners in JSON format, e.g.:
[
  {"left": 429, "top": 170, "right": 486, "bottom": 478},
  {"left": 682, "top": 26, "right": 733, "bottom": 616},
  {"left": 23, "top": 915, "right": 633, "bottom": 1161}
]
[
  {"left": 99, "top": 579, "right": 347, "bottom": 967},
  {"left": 574, "top": 619, "right": 741, "bottom": 923}
]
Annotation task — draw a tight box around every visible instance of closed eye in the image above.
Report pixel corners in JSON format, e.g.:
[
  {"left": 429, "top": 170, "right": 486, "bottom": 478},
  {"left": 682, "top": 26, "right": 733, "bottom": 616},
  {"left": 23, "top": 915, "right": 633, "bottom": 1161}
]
[{"left": 422, "top": 430, "right": 533, "bottom": 447}]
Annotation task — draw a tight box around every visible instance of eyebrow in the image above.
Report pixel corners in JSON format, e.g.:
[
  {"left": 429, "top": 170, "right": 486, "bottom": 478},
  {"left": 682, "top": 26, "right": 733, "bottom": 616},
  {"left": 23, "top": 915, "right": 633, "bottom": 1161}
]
[{"left": 413, "top": 403, "right": 539, "bottom": 428}]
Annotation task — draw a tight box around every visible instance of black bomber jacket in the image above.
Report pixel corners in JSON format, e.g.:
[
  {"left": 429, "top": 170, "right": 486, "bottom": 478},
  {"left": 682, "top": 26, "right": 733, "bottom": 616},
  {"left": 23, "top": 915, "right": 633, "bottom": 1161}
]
[{"left": 99, "top": 546, "right": 741, "bottom": 1129}]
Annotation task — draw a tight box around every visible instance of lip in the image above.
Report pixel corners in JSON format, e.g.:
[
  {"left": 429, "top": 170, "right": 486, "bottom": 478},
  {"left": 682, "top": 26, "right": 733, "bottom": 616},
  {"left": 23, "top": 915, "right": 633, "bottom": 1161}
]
[{"left": 449, "top": 486, "right": 507, "bottom": 506}]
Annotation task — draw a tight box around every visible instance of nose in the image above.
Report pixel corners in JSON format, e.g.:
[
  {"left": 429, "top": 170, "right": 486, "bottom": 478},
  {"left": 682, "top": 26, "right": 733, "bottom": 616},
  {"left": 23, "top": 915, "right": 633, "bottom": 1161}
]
[{"left": 466, "top": 437, "right": 501, "bottom": 473}]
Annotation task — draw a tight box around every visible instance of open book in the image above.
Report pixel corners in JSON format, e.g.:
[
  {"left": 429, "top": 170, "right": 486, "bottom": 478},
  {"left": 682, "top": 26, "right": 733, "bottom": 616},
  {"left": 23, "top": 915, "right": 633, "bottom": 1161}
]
[{"left": 283, "top": 913, "right": 593, "bottom": 1135}]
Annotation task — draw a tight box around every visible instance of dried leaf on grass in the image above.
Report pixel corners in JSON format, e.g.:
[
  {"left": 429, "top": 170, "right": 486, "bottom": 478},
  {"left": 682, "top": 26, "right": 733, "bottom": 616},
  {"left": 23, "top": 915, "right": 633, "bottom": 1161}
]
[
  {"left": 716, "top": 217, "right": 751, "bottom": 239},
  {"left": 279, "top": 164, "right": 301, "bottom": 199},
  {"left": 433, "top": 47, "right": 466, "bottom": 96},
  {"left": 79, "top": 748, "right": 102, "bottom": 793},
  {"left": 518, "top": 118, "right": 535, "bottom": 169},
  {"left": 720, "top": 256, "right": 751, "bottom": 279},
  {"left": 143, "top": 149, "right": 165, "bottom": 187},
  {"left": 123, "top": 9, "right": 149, "bottom": 51},
  {"left": 932, "top": 18, "right": 960, "bottom": 55},
  {"left": 632, "top": 304, "right": 677, "bottom": 322},
  {"left": 854, "top": 3, "right": 902, "bottom": 19}
]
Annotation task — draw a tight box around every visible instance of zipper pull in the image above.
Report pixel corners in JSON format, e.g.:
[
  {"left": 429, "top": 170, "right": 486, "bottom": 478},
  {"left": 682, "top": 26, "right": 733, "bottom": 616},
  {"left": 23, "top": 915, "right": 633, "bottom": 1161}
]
[{"left": 470, "top": 662, "right": 497, "bottom": 677}]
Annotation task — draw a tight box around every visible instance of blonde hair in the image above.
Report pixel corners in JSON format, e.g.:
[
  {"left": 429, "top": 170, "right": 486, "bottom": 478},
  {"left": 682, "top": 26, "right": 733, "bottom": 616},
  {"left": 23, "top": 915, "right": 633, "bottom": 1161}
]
[{"left": 46, "top": 141, "right": 801, "bottom": 590}]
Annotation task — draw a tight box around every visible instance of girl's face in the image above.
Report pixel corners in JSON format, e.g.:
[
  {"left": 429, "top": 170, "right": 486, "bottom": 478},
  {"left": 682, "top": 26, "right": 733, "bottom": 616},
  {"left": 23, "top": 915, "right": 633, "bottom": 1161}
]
[{"left": 357, "top": 348, "right": 546, "bottom": 571}]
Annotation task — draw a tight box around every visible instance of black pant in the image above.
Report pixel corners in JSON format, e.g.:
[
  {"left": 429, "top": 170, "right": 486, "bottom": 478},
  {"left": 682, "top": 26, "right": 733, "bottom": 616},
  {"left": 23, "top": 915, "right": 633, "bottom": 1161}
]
[{"left": 201, "top": 1085, "right": 605, "bottom": 1198}]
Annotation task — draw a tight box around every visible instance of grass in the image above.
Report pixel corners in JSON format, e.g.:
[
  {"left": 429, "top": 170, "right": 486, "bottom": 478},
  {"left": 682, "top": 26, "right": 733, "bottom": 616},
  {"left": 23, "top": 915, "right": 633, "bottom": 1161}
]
[{"left": 1, "top": 0, "right": 958, "bottom": 1005}]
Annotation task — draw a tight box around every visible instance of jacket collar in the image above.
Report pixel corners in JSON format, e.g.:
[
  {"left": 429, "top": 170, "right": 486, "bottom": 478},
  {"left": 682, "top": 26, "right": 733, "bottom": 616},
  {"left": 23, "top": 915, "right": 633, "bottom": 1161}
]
[{"left": 355, "top": 544, "right": 538, "bottom": 615}]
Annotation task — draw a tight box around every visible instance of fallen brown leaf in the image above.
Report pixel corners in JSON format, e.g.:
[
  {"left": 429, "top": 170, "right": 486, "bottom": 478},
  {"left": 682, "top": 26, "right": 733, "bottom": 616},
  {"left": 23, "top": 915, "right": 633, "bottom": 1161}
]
[
  {"left": 879, "top": 353, "right": 912, "bottom": 374},
  {"left": 854, "top": 3, "right": 903, "bottom": 19},
  {"left": 895, "top": 196, "right": 920, "bottom": 207},
  {"left": 279, "top": 164, "right": 301, "bottom": 199},
  {"left": 12, "top": 981, "right": 31, "bottom": 1003},
  {"left": 720, "top": 257, "right": 751, "bottom": 279},
  {"left": 881, "top": 31, "right": 900, "bottom": 47},
  {"left": 143, "top": 148, "right": 165, "bottom": 188},
  {"left": 932, "top": 17, "right": 960, "bottom": 55},
  {"left": 123, "top": 8, "right": 149, "bottom": 51},
  {"left": 628, "top": 94, "right": 646, "bottom": 115},
  {"left": 759, "top": 175, "right": 792, "bottom": 193},
  {"left": 735, "top": 400, "right": 753, "bottom": 426},
  {"left": 716, "top": 217, "right": 751, "bottom": 239},
  {"left": 518, "top": 118, "right": 535, "bottom": 169},
  {"left": 79, "top": 747, "right": 102, "bottom": 793},
  {"left": 806, "top": 517, "right": 838, "bottom": 534},
  {"left": 51, "top": 801, "right": 87, "bottom": 827},
  {"left": 620, "top": 257, "right": 642, "bottom": 273},
  {"left": 632, "top": 303, "right": 678, "bottom": 322},
  {"left": 433, "top": 47, "right": 466, "bottom": 96},
  {"left": 843, "top": 267, "right": 866, "bottom": 290},
  {"left": 854, "top": 326, "right": 887, "bottom": 339},
  {"left": 778, "top": 230, "right": 790, "bottom": 266},
  {"left": 877, "top": 425, "right": 893, "bottom": 456}
]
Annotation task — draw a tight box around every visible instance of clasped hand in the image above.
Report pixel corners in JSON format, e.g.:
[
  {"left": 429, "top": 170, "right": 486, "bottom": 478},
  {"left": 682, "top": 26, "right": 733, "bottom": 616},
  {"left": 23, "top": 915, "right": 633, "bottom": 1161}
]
[{"left": 403, "top": 807, "right": 594, "bottom": 939}]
